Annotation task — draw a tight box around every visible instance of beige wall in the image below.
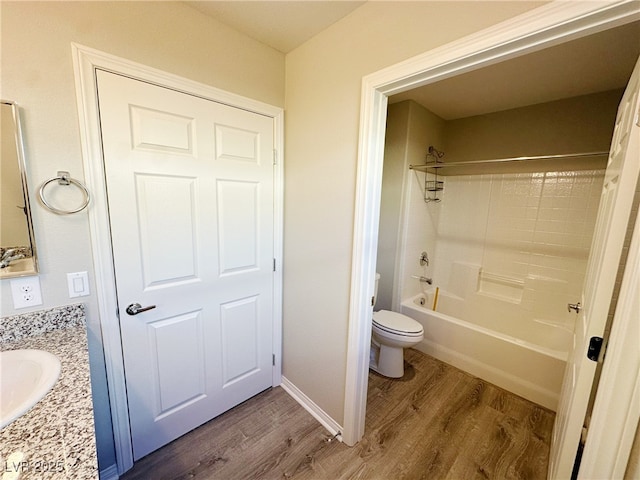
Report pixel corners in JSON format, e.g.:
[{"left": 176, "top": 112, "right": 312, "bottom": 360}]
[
  {"left": 283, "top": 1, "right": 546, "bottom": 426},
  {"left": 376, "top": 101, "right": 411, "bottom": 311},
  {"left": 627, "top": 419, "right": 640, "bottom": 479},
  {"left": 444, "top": 89, "right": 621, "bottom": 172},
  {"left": 1, "top": 1, "right": 284, "bottom": 471}
]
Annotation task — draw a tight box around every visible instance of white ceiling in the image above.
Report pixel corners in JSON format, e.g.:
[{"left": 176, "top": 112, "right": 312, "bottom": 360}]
[
  {"left": 186, "top": 2, "right": 640, "bottom": 119},
  {"left": 390, "top": 20, "right": 640, "bottom": 119},
  {"left": 184, "top": 1, "right": 365, "bottom": 53}
]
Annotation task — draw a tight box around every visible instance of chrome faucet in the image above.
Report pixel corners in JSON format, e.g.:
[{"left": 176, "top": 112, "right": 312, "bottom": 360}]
[
  {"left": 411, "top": 275, "right": 432, "bottom": 285},
  {"left": 0, "top": 249, "right": 26, "bottom": 268}
]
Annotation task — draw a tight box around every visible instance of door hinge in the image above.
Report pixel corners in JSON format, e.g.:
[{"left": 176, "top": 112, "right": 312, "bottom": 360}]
[
  {"left": 273, "top": 258, "right": 276, "bottom": 272},
  {"left": 273, "top": 149, "right": 277, "bottom": 165},
  {"left": 272, "top": 354, "right": 276, "bottom": 366},
  {"left": 587, "top": 336, "right": 604, "bottom": 362}
]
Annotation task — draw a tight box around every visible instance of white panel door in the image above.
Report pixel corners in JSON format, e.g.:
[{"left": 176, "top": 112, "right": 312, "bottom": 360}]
[
  {"left": 96, "top": 70, "right": 275, "bottom": 460},
  {"left": 549, "top": 56, "right": 640, "bottom": 479}
]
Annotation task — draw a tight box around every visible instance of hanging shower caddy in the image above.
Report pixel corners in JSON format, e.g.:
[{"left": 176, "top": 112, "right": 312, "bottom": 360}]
[
  {"left": 410, "top": 145, "right": 444, "bottom": 203},
  {"left": 409, "top": 147, "right": 609, "bottom": 204}
]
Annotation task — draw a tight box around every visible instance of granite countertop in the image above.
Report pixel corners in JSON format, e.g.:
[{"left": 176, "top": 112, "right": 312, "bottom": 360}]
[{"left": 0, "top": 305, "right": 98, "bottom": 479}]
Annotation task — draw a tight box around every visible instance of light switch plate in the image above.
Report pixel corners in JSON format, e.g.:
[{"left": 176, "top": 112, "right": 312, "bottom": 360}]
[
  {"left": 67, "top": 271, "right": 90, "bottom": 298},
  {"left": 10, "top": 277, "right": 43, "bottom": 309}
]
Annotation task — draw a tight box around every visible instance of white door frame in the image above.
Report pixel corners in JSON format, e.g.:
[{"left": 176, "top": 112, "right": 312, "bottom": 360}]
[
  {"left": 345, "top": 0, "right": 640, "bottom": 447},
  {"left": 578, "top": 198, "right": 640, "bottom": 478},
  {"left": 71, "top": 44, "right": 284, "bottom": 474}
]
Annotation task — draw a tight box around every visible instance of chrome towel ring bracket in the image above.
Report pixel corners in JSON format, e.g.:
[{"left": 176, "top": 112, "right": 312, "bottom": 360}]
[{"left": 38, "top": 171, "right": 90, "bottom": 215}]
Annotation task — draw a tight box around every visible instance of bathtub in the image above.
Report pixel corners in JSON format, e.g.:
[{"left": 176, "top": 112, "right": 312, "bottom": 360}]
[{"left": 400, "top": 290, "right": 571, "bottom": 411}]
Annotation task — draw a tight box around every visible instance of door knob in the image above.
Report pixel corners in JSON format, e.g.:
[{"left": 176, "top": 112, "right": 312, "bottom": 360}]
[
  {"left": 126, "top": 303, "right": 156, "bottom": 315},
  {"left": 567, "top": 302, "right": 581, "bottom": 313}
]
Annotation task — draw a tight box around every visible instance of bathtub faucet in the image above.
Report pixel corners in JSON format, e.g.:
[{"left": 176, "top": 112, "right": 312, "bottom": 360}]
[{"left": 411, "top": 275, "right": 432, "bottom": 285}]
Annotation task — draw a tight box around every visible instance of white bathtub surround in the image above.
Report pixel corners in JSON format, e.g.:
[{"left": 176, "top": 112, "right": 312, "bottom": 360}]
[
  {"left": 391, "top": 170, "right": 604, "bottom": 411},
  {"left": 399, "top": 260, "right": 575, "bottom": 410},
  {"left": 396, "top": 166, "right": 442, "bottom": 308},
  {"left": 426, "top": 171, "right": 604, "bottom": 329},
  {"left": 402, "top": 287, "right": 569, "bottom": 410}
]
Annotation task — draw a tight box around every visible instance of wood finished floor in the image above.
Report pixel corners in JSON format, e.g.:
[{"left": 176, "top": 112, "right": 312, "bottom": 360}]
[{"left": 120, "top": 349, "right": 554, "bottom": 480}]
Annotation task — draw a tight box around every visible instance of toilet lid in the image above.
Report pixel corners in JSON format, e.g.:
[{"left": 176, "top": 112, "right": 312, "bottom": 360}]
[{"left": 373, "top": 310, "right": 423, "bottom": 336}]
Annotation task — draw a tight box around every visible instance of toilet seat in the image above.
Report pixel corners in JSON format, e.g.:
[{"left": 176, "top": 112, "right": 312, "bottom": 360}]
[{"left": 373, "top": 310, "right": 423, "bottom": 337}]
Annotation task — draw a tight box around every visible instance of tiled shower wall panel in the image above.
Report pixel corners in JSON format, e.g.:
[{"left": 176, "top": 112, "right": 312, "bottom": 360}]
[
  {"left": 399, "top": 169, "right": 441, "bottom": 303},
  {"left": 430, "top": 169, "right": 605, "bottom": 324}
]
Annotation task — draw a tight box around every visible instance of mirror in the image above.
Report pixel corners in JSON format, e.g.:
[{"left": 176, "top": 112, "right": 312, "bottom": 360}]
[{"left": 1, "top": 100, "right": 38, "bottom": 278}]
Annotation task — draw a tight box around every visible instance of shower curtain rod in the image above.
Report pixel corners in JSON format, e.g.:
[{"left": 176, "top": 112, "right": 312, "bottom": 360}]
[{"left": 410, "top": 150, "right": 609, "bottom": 170}]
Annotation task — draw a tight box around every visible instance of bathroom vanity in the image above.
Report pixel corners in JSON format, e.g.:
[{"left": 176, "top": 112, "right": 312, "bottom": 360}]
[{"left": 0, "top": 304, "right": 98, "bottom": 479}]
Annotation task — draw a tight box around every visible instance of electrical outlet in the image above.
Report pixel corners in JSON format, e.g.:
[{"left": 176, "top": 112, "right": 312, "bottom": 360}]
[{"left": 10, "top": 277, "right": 43, "bottom": 309}]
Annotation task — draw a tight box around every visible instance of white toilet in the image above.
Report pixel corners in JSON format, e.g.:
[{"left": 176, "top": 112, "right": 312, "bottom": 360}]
[{"left": 370, "top": 274, "right": 424, "bottom": 378}]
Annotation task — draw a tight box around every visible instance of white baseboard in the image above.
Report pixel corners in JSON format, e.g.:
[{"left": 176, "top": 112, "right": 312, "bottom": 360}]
[
  {"left": 280, "top": 376, "right": 344, "bottom": 442},
  {"left": 99, "top": 463, "right": 119, "bottom": 479}
]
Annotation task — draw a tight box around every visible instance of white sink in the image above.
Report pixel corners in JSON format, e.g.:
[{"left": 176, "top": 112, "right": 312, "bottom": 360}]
[{"left": 0, "top": 349, "right": 61, "bottom": 429}]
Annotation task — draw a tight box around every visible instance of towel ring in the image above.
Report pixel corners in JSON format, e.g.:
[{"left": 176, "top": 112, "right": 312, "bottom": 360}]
[{"left": 38, "top": 171, "right": 90, "bottom": 215}]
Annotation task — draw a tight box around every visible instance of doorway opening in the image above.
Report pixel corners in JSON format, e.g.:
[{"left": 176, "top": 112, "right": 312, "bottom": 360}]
[
  {"left": 377, "top": 20, "right": 639, "bottom": 408},
  {"left": 345, "top": 2, "right": 640, "bottom": 479}
]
